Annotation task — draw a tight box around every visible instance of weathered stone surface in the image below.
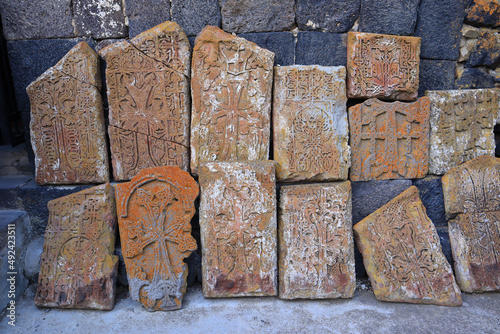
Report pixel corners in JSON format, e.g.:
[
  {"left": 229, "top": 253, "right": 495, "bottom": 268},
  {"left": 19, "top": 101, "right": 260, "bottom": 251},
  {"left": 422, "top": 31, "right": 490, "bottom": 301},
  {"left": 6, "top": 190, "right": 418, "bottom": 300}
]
[
  {"left": 191, "top": 26, "right": 274, "bottom": 175},
  {"left": 220, "top": 0, "right": 295, "bottom": 33},
  {"left": 442, "top": 155, "right": 500, "bottom": 292},
  {"left": 116, "top": 166, "right": 198, "bottom": 311},
  {"left": 414, "top": 0, "right": 468, "bottom": 60},
  {"left": 358, "top": 0, "right": 419, "bottom": 36},
  {"left": 354, "top": 186, "right": 462, "bottom": 306},
  {"left": 27, "top": 42, "right": 109, "bottom": 185},
  {"left": 436, "top": 226, "right": 454, "bottom": 267},
  {"left": 455, "top": 67, "right": 497, "bottom": 89},
  {"left": 273, "top": 65, "right": 350, "bottom": 182},
  {"left": 348, "top": 98, "right": 430, "bottom": 181},
  {"left": 465, "top": 31, "right": 500, "bottom": 68},
  {"left": 426, "top": 89, "right": 500, "bottom": 175},
  {"left": 346, "top": 32, "right": 421, "bottom": 101},
  {"left": 0, "top": 0, "right": 73, "bottom": 40},
  {"left": 171, "top": 0, "right": 221, "bottom": 37},
  {"left": 125, "top": 0, "right": 170, "bottom": 38},
  {"left": 279, "top": 182, "right": 355, "bottom": 299},
  {"left": 413, "top": 176, "right": 447, "bottom": 227},
  {"left": 296, "top": 0, "right": 360, "bottom": 32},
  {"left": 35, "top": 184, "right": 118, "bottom": 310},
  {"left": 296, "top": 32, "right": 347, "bottom": 66},
  {"left": 73, "top": 0, "right": 127, "bottom": 39},
  {"left": 238, "top": 32, "right": 295, "bottom": 66},
  {"left": 418, "top": 59, "right": 456, "bottom": 97},
  {"left": 100, "top": 22, "right": 191, "bottom": 181},
  {"left": 465, "top": 0, "right": 500, "bottom": 28},
  {"left": 199, "top": 161, "right": 277, "bottom": 297}
]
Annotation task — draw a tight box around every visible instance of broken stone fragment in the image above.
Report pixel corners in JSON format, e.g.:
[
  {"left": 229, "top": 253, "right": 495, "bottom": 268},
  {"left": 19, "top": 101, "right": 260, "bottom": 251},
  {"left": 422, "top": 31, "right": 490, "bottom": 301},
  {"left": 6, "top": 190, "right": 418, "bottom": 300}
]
[
  {"left": 116, "top": 166, "right": 198, "bottom": 311},
  {"left": 27, "top": 41, "right": 109, "bottom": 185},
  {"left": 35, "top": 184, "right": 118, "bottom": 310},
  {"left": 100, "top": 21, "right": 191, "bottom": 181}
]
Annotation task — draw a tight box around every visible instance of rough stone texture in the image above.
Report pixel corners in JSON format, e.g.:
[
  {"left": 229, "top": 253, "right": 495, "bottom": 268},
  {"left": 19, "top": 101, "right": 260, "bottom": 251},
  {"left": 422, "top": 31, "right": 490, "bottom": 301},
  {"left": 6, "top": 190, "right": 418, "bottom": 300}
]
[
  {"left": 171, "top": 0, "right": 221, "bottom": 37},
  {"left": 35, "top": 184, "right": 118, "bottom": 310},
  {"left": 199, "top": 161, "right": 277, "bottom": 298},
  {"left": 414, "top": 0, "right": 468, "bottom": 60},
  {"left": 0, "top": 0, "right": 73, "bottom": 40},
  {"left": 442, "top": 155, "right": 500, "bottom": 292},
  {"left": 220, "top": 0, "right": 295, "bottom": 34},
  {"left": 354, "top": 186, "right": 462, "bottom": 306},
  {"left": 436, "top": 226, "right": 454, "bottom": 266},
  {"left": 116, "top": 166, "right": 198, "bottom": 311},
  {"left": 73, "top": 0, "right": 127, "bottom": 39},
  {"left": 346, "top": 32, "right": 421, "bottom": 101},
  {"left": 100, "top": 22, "right": 191, "bottom": 181},
  {"left": 358, "top": 0, "right": 419, "bottom": 36},
  {"left": 418, "top": 59, "right": 456, "bottom": 97},
  {"left": 27, "top": 42, "right": 109, "bottom": 185},
  {"left": 426, "top": 89, "right": 500, "bottom": 175},
  {"left": 273, "top": 65, "right": 350, "bottom": 182},
  {"left": 125, "top": 0, "right": 170, "bottom": 38},
  {"left": 238, "top": 32, "right": 295, "bottom": 66},
  {"left": 278, "top": 182, "right": 355, "bottom": 299},
  {"left": 191, "top": 26, "right": 274, "bottom": 175},
  {"left": 456, "top": 67, "right": 497, "bottom": 89},
  {"left": 348, "top": 98, "right": 430, "bottom": 181},
  {"left": 296, "top": 32, "right": 347, "bottom": 66},
  {"left": 465, "top": 31, "right": 500, "bottom": 68},
  {"left": 24, "top": 237, "right": 45, "bottom": 282},
  {"left": 413, "top": 176, "right": 447, "bottom": 227},
  {"left": 296, "top": 0, "right": 360, "bottom": 33},
  {"left": 465, "top": 0, "right": 500, "bottom": 28}
]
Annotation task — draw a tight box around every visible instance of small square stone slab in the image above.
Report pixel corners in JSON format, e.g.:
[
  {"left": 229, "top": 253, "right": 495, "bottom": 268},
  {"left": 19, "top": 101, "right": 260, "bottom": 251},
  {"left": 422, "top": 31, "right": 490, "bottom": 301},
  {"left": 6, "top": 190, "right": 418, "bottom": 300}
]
[
  {"left": 426, "top": 89, "right": 500, "bottom": 175},
  {"left": 279, "top": 182, "right": 355, "bottom": 299},
  {"left": 354, "top": 186, "right": 462, "bottom": 306},
  {"left": 116, "top": 166, "right": 198, "bottom": 311},
  {"left": 442, "top": 155, "right": 500, "bottom": 292},
  {"left": 35, "top": 184, "right": 118, "bottom": 310},
  {"left": 347, "top": 32, "right": 421, "bottom": 101},
  {"left": 199, "top": 161, "right": 277, "bottom": 297},
  {"left": 348, "top": 97, "right": 430, "bottom": 181},
  {"left": 273, "top": 65, "right": 350, "bottom": 182}
]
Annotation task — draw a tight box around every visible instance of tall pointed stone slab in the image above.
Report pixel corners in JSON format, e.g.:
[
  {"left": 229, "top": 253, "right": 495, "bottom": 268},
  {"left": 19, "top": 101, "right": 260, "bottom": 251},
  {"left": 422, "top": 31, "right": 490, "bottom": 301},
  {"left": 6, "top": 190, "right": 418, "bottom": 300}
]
[
  {"left": 273, "top": 65, "right": 350, "bottom": 182},
  {"left": 426, "top": 89, "right": 500, "bottom": 175},
  {"left": 34, "top": 184, "right": 118, "bottom": 310},
  {"left": 100, "top": 21, "right": 191, "bottom": 181},
  {"left": 116, "top": 166, "right": 198, "bottom": 311},
  {"left": 27, "top": 42, "right": 109, "bottom": 185},
  {"left": 191, "top": 26, "right": 275, "bottom": 175},
  {"left": 199, "top": 161, "right": 277, "bottom": 297},
  {"left": 348, "top": 98, "right": 430, "bottom": 181},
  {"left": 442, "top": 156, "right": 500, "bottom": 292},
  {"left": 353, "top": 186, "right": 462, "bottom": 306},
  {"left": 278, "top": 182, "right": 355, "bottom": 300},
  {"left": 347, "top": 32, "right": 421, "bottom": 101}
]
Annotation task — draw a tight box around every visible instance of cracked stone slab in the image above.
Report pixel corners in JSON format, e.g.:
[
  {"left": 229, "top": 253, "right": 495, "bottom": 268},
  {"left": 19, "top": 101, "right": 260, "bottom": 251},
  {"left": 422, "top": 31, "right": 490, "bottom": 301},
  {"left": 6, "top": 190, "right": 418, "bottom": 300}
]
[{"left": 100, "top": 21, "right": 191, "bottom": 181}]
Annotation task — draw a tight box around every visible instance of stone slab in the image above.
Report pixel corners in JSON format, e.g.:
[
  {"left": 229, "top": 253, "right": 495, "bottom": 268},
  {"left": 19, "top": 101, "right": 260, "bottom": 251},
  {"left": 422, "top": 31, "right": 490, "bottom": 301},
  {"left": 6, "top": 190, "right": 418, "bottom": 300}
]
[
  {"left": 73, "top": 0, "right": 127, "bottom": 39},
  {"left": 35, "top": 184, "right": 118, "bottom": 310},
  {"left": 413, "top": 176, "right": 447, "bottom": 227},
  {"left": 465, "top": 0, "right": 500, "bottom": 28},
  {"left": 455, "top": 67, "right": 497, "bottom": 89},
  {"left": 296, "top": 0, "right": 360, "bottom": 33},
  {"left": 426, "top": 89, "right": 500, "bottom": 175},
  {"left": 273, "top": 65, "right": 350, "bottom": 182},
  {"left": 296, "top": 32, "right": 347, "bottom": 66},
  {"left": 354, "top": 186, "right": 462, "bottom": 306},
  {"left": 199, "top": 161, "right": 277, "bottom": 298},
  {"left": 442, "top": 156, "right": 500, "bottom": 292},
  {"left": 27, "top": 42, "right": 109, "bottom": 185},
  {"left": 348, "top": 98, "right": 430, "bottom": 181},
  {"left": 358, "top": 0, "right": 419, "bottom": 36},
  {"left": 238, "top": 32, "right": 295, "bottom": 66},
  {"left": 171, "top": 0, "right": 221, "bottom": 37},
  {"left": 116, "top": 166, "right": 198, "bottom": 311},
  {"left": 125, "top": 0, "right": 171, "bottom": 38},
  {"left": 100, "top": 21, "right": 191, "bottom": 181},
  {"left": 418, "top": 59, "right": 456, "bottom": 97},
  {"left": 347, "top": 32, "right": 421, "bottom": 101},
  {"left": 465, "top": 31, "right": 500, "bottom": 68},
  {"left": 191, "top": 26, "right": 274, "bottom": 175},
  {"left": 279, "top": 182, "right": 355, "bottom": 299}
]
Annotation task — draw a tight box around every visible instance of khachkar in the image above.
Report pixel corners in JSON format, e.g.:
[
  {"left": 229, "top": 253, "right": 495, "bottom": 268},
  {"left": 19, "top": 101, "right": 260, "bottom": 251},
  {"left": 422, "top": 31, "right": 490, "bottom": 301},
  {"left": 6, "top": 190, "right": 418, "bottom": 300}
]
[
  {"left": 100, "top": 21, "right": 191, "bottom": 181},
  {"left": 426, "top": 89, "right": 500, "bottom": 175},
  {"left": 348, "top": 98, "right": 430, "bottom": 181},
  {"left": 278, "top": 182, "right": 355, "bottom": 299},
  {"left": 347, "top": 32, "right": 421, "bottom": 101},
  {"left": 354, "top": 186, "right": 462, "bottom": 306},
  {"left": 35, "top": 184, "right": 118, "bottom": 310},
  {"left": 442, "top": 156, "right": 500, "bottom": 292},
  {"left": 273, "top": 65, "right": 350, "bottom": 182},
  {"left": 27, "top": 42, "right": 109, "bottom": 185},
  {"left": 116, "top": 166, "right": 198, "bottom": 311},
  {"left": 190, "top": 26, "right": 275, "bottom": 175},
  {"left": 199, "top": 161, "right": 277, "bottom": 297}
]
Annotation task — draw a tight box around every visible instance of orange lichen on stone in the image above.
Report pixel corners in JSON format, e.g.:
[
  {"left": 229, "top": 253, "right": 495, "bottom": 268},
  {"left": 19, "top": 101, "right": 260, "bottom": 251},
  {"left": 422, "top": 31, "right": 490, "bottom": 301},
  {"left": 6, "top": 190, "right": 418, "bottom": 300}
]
[
  {"left": 116, "top": 166, "right": 198, "bottom": 311},
  {"left": 465, "top": 0, "right": 500, "bottom": 27},
  {"left": 354, "top": 186, "right": 462, "bottom": 306},
  {"left": 35, "top": 184, "right": 118, "bottom": 310}
]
